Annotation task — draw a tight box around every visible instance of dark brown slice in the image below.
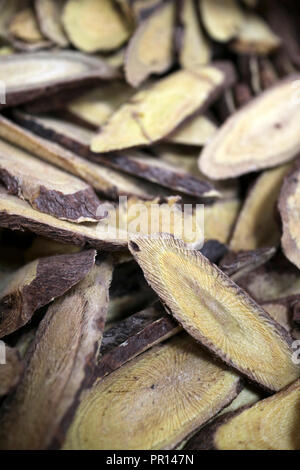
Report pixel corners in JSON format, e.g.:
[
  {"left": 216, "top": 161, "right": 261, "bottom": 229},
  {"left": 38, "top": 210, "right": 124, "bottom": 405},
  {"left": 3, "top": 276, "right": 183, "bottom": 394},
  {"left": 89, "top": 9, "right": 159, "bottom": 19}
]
[
  {"left": 178, "top": 0, "right": 211, "bottom": 70},
  {"left": 0, "top": 256, "right": 113, "bottom": 450},
  {"left": 91, "top": 62, "right": 236, "bottom": 152},
  {"left": 0, "top": 249, "right": 96, "bottom": 338},
  {"left": 279, "top": 160, "right": 300, "bottom": 270},
  {"left": 200, "top": 75, "right": 300, "bottom": 179},
  {"left": 219, "top": 247, "right": 276, "bottom": 282},
  {"left": 199, "top": 0, "right": 244, "bottom": 43},
  {"left": 0, "top": 114, "right": 164, "bottom": 201},
  {"left": 258, "top": 57, "right": 278, "bottom": 90},
  {"left": 230, "top": 12, "right": 280, "bottom": 55},
  {"left": 129, "top": 235, "right": 300, "bottom": 391},
  {"left": 0, "top": 51, "right": 118, "bottom": 108},
  {"left": 0, "top": 138, "right": 104, "bottom": 223},
  {"left": 0, "top": 345, "right": 23, "bottom": 398},
  {"left": 63, "top": 333, "right": 241, "bottom": 450},
  {"left": 0, "top": 187, "right": 128, "bottom": 250},
  {"left": 233, "top": 82, "right": 253, "bottom": 108},
  {"left": 62, "top": 0, "right": 131, "bottom": 53},
  {"left": 230, "top": 164, "right": 292, "bottom": 251},
  {"left": 35, "top": 0, "right": 69, "bottom": 47},
  {"left": 125, "top": 0, "right": 175, "bottom": 87},
  {"left": 12, "top": 112, "right": 219, "bottom": 198},
  {"left": 184, "top": 379, "right": 300, "bottom": 450}
]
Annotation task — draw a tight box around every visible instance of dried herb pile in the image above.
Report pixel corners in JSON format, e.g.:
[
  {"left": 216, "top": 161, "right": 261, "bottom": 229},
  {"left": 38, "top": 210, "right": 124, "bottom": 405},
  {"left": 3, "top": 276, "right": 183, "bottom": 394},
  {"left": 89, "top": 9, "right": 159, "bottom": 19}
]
[{"left": 0, "top": 0, "right": 300, "bottom": 450}]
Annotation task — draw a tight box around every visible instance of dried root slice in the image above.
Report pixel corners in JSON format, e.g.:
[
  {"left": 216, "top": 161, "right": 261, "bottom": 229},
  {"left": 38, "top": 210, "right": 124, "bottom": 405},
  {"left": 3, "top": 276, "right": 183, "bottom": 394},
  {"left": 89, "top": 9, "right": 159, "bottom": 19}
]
[
  {"left": 230, "top": 13, "right": 280, "bottom": 55},
  {"left": 204, "top": 198, "right": 241, "bottom": 244},
  {"left": 166, "top": 114, "right": 217, "bottom": 146},
  {"left": 35, "top": 0, "right": 69, "bottom": 47},
  {"left": 217, "top": 385, "right": 263, "bottom": 418},
  {"left": 279, "top": 161, "right": 300, "bottom": 270},
  {"left": 0, "top": 345, "right": 23, "bottom": 398},
  {"left": 200, "top": 76, "right": 300, "bottom": 179},
  {"left": 125, "top": 0, "right": 175, "bottom": 87},
  {"left": 0, "top": 188, "right": 128, "bottom": 250},
  {"left": 261, "top": 301, "right": 293, "bottom": 335},
  {"left": 62, "top": 0, "right": 131, "bottom": 53},
  {"left": 199, "top": 0, "right": 244, "bottom": 43},
  {"left": 230, "top": 164, "right": 292, "bottom": 251},
  {"left": 63, "top": 334, "right": 241, "bottom": 450},
  {"left": 0, "top": 139, "right": 104, "bottom": 223},
  {"left": 91, "top": 62, "right": 236, "bottom": 152},
  {"left": 25, "top": 236, "right": 80, "bottom": 262},
  {"left": 0, "top": 257, "right": 113, "bottom": 450},
  {"left": 220, "top": 247, "right": 276, "bottom": 282},
  {"left": 129, "top": 235, "right": 300, "bottom": 391},
  {"left": 179, "top": 0, "right": 211, "bottom": 70},
  {"left": 185, "top": 379, "right": 300, "bottom": 450},
  {"left": 233, "top": 82, "right": 253, "bottom": 108},
  {"left": 67, "top": 83, "right": 135, "bottom": 127},
  {"left": 97, "top": 304, "right": 180, "bottom": 378},
  {"left": 0, "top": 249, "right": 96, "bottom": 338},
  {"left": 0, "top": 51, "right": 118, "bottom": 108},
  {"left": 8, "top": 7, "right": 45, "bottom": 43},
  {"left": 0, "top": 114, "right": 163, "bottom": 201},
  {"left": 0, "top": 0, "right": 25, "bottom": 39},
  {"left": 258, "top": 57, "right": 278, "bottom": 90}
]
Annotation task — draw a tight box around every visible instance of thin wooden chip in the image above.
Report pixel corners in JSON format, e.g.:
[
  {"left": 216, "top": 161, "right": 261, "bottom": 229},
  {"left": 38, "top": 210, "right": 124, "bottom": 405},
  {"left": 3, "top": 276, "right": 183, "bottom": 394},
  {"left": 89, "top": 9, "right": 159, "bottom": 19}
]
[
  {"left": 279, "top": 160, "right": 300, "bottom": 270},
  {"left": 0, "top": 51, "right": 118, "bottom": 108},
  {"left": 91, "top": 62, "right": 236, "bottom": 152},
  {"left": 230, "top": 164, "right": 292, "bottom": 251},
  {"left": 199, "top": 0, "right": 245, "bottom": 43},
  {"left": 0, "top": 114, "right": 164, "bottom": 201},
  {"left": 0, "top": 345, "right": 23, "bottom": 398},
  {"left": 125, "top": 0, "right": 175, "bottom": 87},
  {"left": 129, "top": 235, "right": 300, "bottom": 391},
  {"left": 230, "top": 12, "right": 281, "bottom": 55},
  {"left": 0, "top": 257, "right": 113, "bottom": 450},
  {"left": 185, "top": 379, "right": 300, "bottom": 450},
  {"left": 200, "top": 75, "right": 300, "bottom": 179},
  {"left": 178, "top": 0, "right": 211, "bottom": 70},
  {"left": 63, "top": 334, "right": 241, "bottom": 450},
  {"left": 35, "top": 0, "right": 69, "bottom": 47},
  {"left": 0, "top": 249, "right": 96, "bottom": 337},
  {"left": 62, "top": 0, "right": 131, "bottom": 53},
  {"left": 0, "top": 139, "right": 104, "bottom": 223}
]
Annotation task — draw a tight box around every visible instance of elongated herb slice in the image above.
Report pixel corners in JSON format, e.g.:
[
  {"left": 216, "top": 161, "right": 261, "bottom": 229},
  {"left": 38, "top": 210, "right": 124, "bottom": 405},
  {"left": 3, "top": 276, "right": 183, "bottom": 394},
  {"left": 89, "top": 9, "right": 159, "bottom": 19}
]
[
  {"left": 0, "top": 249, "right": 96, "bottom": 338},
  {"left": 0, "top": 257, "right": 113, "bottom": 450},
  {"left": 35, "top": 0, "right": 69, "bottom": 47},
  {"left": 8, "top": 6, "right": 46, "bottom": 44},
  {"left": 185, "top": 379, "right": 300, "bottom": 450},
  {"left": 0, "top": 50, "right": 118, "bottom": 107},
  {"left": 125, "top": 0, "right": 175, "bottom": 87},
  {"left": 91, "top": 62, "right": 236, "bottom": 152},
  {"left": 200, "top": 75, "right": 300, "bottom": 179},
  {"left": 129, "top": 235, "right": 300, "bottom": 391},
  {"left": 62, "top": 0, "right": 131, "bottom": 53},
  {"left": 204, "top": 198, "right": 241, "bottom": 243},
  {"left": 166, "top": 114, "right": 217, "bottom": 146},
  {"left": 63, "top": 334, "right": 241, "bottom": 450},
  {"left": 199, "top": 0, "right": 244, "bottom": 43}
]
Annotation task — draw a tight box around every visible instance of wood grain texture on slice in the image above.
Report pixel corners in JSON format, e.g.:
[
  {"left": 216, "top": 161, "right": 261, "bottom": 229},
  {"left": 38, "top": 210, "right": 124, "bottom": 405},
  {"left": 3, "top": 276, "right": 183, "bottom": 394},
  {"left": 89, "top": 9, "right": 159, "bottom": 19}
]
[
  {"left": 0, "top": 139, "right": 104, "bottom": 223},
  {"left": 230, "top": 164, "right": 292, "bottom": 251},
  {"left": 0, "top": 345, "right": 23, "bottom": 398},
  {"left": 91, "top": 62, "right": 236, "bottom": 152},
  {"left": 204, "top": 198, "right": 241, "bottom": 243},
  {"left": 63, "top": 334, "right": 241, "bottom": 450},
  {"left": 199, "top": 0, "right": 244, "bottom": 43},
  {"left": 0, "top": 249, "right": 96, "bottom": 338},
  {"left": 279, "top": 160, "right": 300, "bottom": 270},
  {"left": 230, "top": 12, "right": 280, "bottom": 55},
  {"left": 0, "top": 257, "right": 113, "bottom": 450},
  {"left": 166, "top": 114, "right": 217, "bottom": 146},
  {"left": 125, "top": 0, "right": 175, "bottom": 87},
  {"left": 97, "top": 304, "right": 180, "bottom": 378},
  {"left": 178, "top": 0, "right": 211, "bottom": 70},
  {"left": 35, "top": 0, "right": 69, "bottom": 47},
  {"left": 200, "top": 76, "right": 300, "bottom": 179},
  {"left": 185, "top": 379, "right": 300, "bottom": 450},
  {"left": 0, "top": 114, "right": 162, "bottom": 201},
  {"left": 9, "top": 7, "right": 45, "bottom": 43},
  {"left": 0, "top": 188, "right": 128, "bottom": 250},
  {"left": 0, "top": 51, "right": 118, "bottom": 108},
  {"left": 128, "top": 235, "right": 300, "bottom": 391},
  {"left": 62, "top": 0, "right": 131, "bottom": 53}
]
